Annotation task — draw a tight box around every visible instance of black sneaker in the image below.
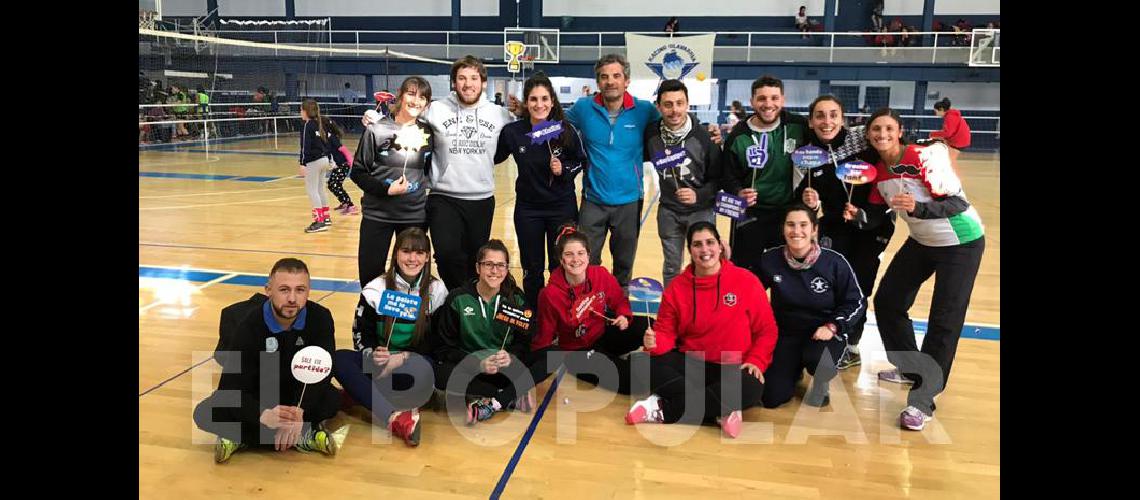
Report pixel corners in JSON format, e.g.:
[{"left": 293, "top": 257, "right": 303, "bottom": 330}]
[
  {"left": 837, "top": 350, "right": 861, "bottom": 370},
  {"left": 305, "top": 221, "right": 328, "bottom": 233}
]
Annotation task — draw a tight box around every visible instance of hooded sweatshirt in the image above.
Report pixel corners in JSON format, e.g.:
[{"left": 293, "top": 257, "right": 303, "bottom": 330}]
[
  {"left": 643, "top": 113, "right": 722, "bottom": 214},
  {"left": 532, "top": 265, "right": 632, "bottom": 351},
  {"left": 421, "top": 92, "right": 515, "bottom": 200},
  {"left": 930, "top": 109, "right": 971, "bottom": 149},
  {"left": 649, "top": 259, "right": 778, "bottom": 370}
]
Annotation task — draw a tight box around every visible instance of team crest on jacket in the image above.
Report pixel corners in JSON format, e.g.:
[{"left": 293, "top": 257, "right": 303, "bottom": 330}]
[
  {"left": 723, "top": 292, "right": 737, "bottom": 307},
  {"left": 810, "top": 277, "right": 830, "bottom": 293}
]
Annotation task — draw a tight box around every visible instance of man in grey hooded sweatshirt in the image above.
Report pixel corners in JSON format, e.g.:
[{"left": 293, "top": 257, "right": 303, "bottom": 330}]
[{"left": 421, "top": 56, "right": 516, "bottom": 289}]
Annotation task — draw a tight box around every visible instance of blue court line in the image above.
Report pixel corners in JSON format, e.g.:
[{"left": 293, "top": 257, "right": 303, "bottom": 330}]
[
  {"left": 231, "top": 175, "right": 281, "bottom": 182},
  {"left": 867, "top": 320, "right": 1001, "bottom": 341},
  {"left": 639, "top": 190, "right": 661, "bottom": 227},
  {"left": 138, "top": 265, "right": 1000, "bottom": 340},
  {"left": 139, "top": 172, "right": 238, "bottom": 181},
  {"left": 139, "top": 266, "right": 362, "bottom": 294},
  {"left": 137, "top": 268, "right": 348, "bottom": 399},
  {"left": 139, "top": 171, "right": 285, "bottom": 182},
  {"left": 139, "top": 267, "right": 228, "bottom": 282},
  {"left": 139, "top": 355, "right": 215, "bottom": 398},
  {"left": 490, "top": 368, "right": 566, "bottom": 500}
]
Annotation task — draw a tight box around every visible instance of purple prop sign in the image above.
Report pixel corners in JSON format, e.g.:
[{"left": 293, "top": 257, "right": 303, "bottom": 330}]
[
  {"left": 715, "top": 192, "right": 748, "bottom": 220},
  {"left": 791, "top": 145, "right": 828, "bottom": 170},
  {"left": 651, "top": 148, "right": 688, "bottom": 172},
  {"left": 526, "top": 120, "right": 564, "bottom": 145}
]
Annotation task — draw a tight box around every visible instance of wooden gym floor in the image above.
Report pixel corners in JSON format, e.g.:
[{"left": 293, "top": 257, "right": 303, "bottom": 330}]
[{"left": 139, "top": 134, "right": 999, "bottom": 498}]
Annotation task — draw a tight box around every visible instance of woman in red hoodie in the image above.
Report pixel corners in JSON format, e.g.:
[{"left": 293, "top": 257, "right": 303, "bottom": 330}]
[
  {"left": 532, "top": 225, "right": 648, "bottom": 394},
  {"left": 625, "top": 221, "right": 779, "bottom": 438},
  {"left": 929, "top": 98, "right": 971, "bottom": 163}
]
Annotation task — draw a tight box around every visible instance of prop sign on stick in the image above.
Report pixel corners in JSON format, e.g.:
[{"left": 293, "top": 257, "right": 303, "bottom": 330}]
[
  {"left": 527, "top": 120, "right": 564, "bottom": 145},
  {"left": 835, "top": 161, "right": 878, "bottom": 203},
  {"left": 571, "top": 290, "right": 610, "bottom": 323},
  {"left": 792, "top": 145, "right": 828, "bottom": 189},
  {"left": 651, "top": 148, "right": 689, "bottom": 192},
  {"left": 715, "top": 192, "right": 748, "bottom": 220},
  {"left": 291, "top": 346, "right": 332, "bottom": 406},
  {"left": 393, "top": 125, "right": 430, "bottom": 178},
  {"left": 373, "top": 91, "right": 395, "bottom": 104},
  {"left": 628, "top": 276, "right": 664, "bottom": 327},
  {"left": 377, "top": 290, "right": 422, "bottom": 348},
  {"left": 527, "top": 120, "right": 565, "bottom": 185},
  {"left": 494, "top": 302, "right": 533, "bottom": 350}
]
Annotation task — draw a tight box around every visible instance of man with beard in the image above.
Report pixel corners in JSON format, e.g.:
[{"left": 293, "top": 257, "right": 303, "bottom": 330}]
[
  {"left": 193, "top": 258, "right": 340, "bottom": 463},
  {"left": 421, "top": 56, "right": 516, "bottom": 289},
  {"left": 720, "top": 75, "right": 808, "bottom": 275}
]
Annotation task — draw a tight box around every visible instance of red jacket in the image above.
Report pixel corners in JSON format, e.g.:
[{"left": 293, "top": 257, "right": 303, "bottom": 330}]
[
  {"left": 532, "top": 265, "right": 632, "bottom": 351},
  {"left": 930, "top": 109, "right": 971, "bottom": 149},
  {"left": 650, "top": 260, "right": 778, "bottom": 370}
]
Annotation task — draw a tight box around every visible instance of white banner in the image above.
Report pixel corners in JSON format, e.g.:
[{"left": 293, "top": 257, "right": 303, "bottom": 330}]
[{"left": 625, "top": 33, "right": 715, "bottom": 82}]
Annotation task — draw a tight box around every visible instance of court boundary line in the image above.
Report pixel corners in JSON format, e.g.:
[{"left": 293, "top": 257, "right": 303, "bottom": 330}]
[
  {"left": 137, "top": 284, "right": 344, "bottom": 399},
  {"left": 490, "top": 367, "right": 566, "bottom": 499}
]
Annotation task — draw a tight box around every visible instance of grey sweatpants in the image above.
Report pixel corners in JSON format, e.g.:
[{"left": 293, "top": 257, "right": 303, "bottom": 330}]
[
  {"left": 656, "top": 206, "right": 715, "bottom": 287},
  {"left": 578, "top": 199, "right": 641, "bottom": 287},
  {"left": 304, "top": 157, "right": 333, "bottom": 209}
]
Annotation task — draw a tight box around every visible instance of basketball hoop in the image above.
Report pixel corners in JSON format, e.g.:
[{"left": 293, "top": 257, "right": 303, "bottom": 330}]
[{"left": 139, "top": 10, "right": 156, "bottom": 30}]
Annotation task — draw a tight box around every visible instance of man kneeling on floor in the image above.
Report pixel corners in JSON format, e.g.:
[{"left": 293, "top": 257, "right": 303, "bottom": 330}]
[{"left": 193, "top": 258, "right": 341, "bottom": 463}]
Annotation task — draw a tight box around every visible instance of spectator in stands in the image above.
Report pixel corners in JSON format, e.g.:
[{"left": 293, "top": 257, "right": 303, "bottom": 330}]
[
  {"left": 795, "top": 6, "right": 812, "bottom": 38},
  {"left": 139, "top": 72, "right": 150, "bottom": 104},
  {"left": 874, "top": 27, "right": 896, "bottom": 56},
  {"left": 726, "top": 100, "right": 747, "bottom": 128},
  {"left": 953, "top": 19, "right": 971, "bottom": 46},
  {"left": 168, "top": 83, "right": 191, "bottom": 139},
  {"left": 871, "top": 1, "right": 884, "bottom": 31},
  {"left": 494, "top": 92, "right": 503, "bottom": 106},
  {"left": 664, "top": 17, "right": 679, "bottom": 34},
  {"left": 899, "top": 27, "right": 915, "bottom": 48},
  {"left": 196, "top": 84, "right": 210, "bottom": 115},
  {"left": 582, "top": 85, "right": 592, "bottom": 98},
  {"left": 339, "top": 82, "right": 357, "bottom": 104}
]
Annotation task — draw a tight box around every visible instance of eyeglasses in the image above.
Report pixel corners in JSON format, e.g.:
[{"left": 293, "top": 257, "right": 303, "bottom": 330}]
[{"left": 479, "top": 261, "right": 508, "bottom": 271}]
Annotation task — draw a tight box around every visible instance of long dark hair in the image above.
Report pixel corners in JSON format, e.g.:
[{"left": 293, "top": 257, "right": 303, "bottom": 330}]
[
  {"left": 518, "top": 72, "right": 575, "bottom": 152},
  {"left": 866, "top": 107, "right": 908, "bottom": 148},
  {"left": 476, "top": 240, "right": 522, "bottom": 302},
  {"left": 301, "top": 99, "right": 344, "bottom": 143},
  {"left": 383, "top": 227, "right": 437, "bottom": 348}
]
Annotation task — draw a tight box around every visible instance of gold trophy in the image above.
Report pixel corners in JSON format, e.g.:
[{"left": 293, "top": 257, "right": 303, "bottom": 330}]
[{"left": 505, "top": 41, "right": 526, "bottom": 74}]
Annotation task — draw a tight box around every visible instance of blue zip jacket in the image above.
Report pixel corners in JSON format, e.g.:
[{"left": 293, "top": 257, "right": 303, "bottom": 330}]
[{"left": 565, "top": 92, "right": 660, "bottom": 206}]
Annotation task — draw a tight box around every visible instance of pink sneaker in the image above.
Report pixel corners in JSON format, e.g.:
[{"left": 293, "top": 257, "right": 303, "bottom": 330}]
[
  {"left": 625, "top": 395, "right": 664, "bottom": 425},
  {"left": 717, "top": 410, "right": 743, "bottom": 438}
]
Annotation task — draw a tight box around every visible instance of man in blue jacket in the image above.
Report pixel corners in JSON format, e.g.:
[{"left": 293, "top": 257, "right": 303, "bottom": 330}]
[{"left": 564, "top": 54, "right": 661, "bottom": 289}]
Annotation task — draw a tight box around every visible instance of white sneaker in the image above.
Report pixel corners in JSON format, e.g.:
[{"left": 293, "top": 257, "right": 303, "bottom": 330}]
[{"left": 625, "top": 394, "right": 665, "bottom": 424}]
